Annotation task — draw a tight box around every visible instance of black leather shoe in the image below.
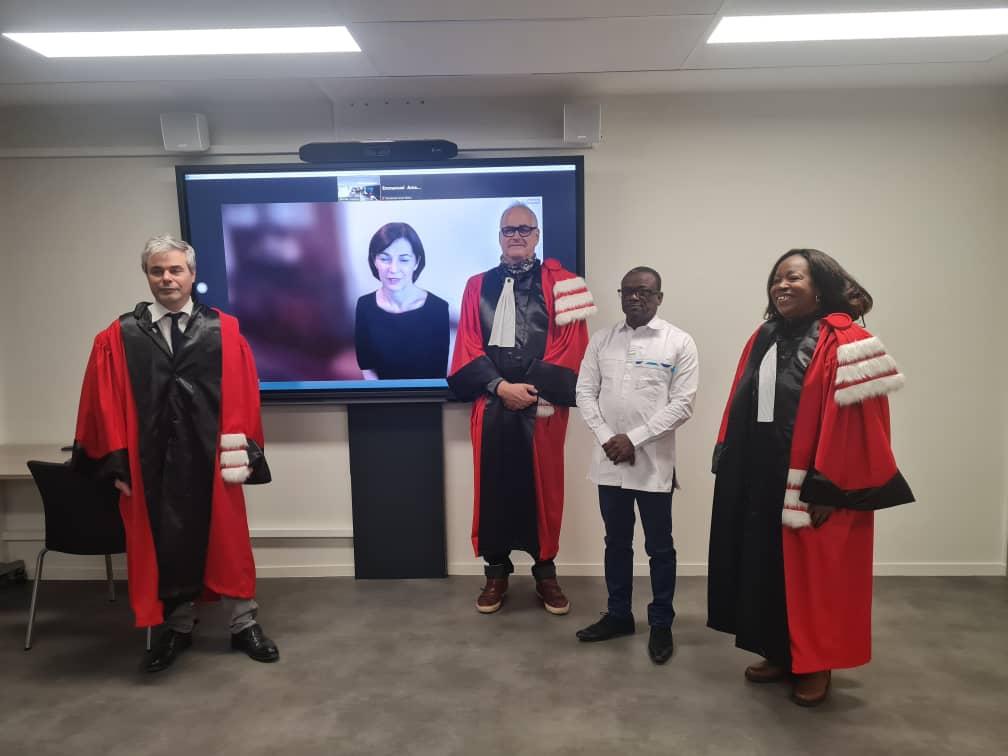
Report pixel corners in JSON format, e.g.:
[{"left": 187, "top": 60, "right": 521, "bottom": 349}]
[
  {"left": 648, "top": 625, "right": 674, "bottom": 664},
  {"left": 576, "top": 612, "right": 635, "bottom": 642},
  {"left": 142, "top": 628, "right": 192, "bottom": 673},
  {"left": 230, "top": 623, "right": 279, "bottom": 662}
]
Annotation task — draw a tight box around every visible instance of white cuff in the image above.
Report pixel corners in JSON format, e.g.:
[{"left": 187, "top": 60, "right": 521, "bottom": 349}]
[
  {"left": 221, "top": 466, "right": 252, "bottom": 484},
  {"left": 593, "top": 424, "right": 616, "bottom": 446},
  {"left": 221, "top": 449, "right": 249, "bottom": 468},
  {"left": 220, "top": 433, "right": 248, "bottom": 451},
  {"left": 536, "top": 398, "right": 555, "bottom": 418},
  {"left": 626, "top": 425, "right": 650, "bottom": 448},
  {"left": 782, "top": 509, "right": 812, "bottom": 529}
]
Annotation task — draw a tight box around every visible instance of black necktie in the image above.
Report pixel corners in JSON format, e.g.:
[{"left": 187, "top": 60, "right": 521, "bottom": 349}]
[{"left": 168, "top": 312, "right": 184, "bottom": 356}]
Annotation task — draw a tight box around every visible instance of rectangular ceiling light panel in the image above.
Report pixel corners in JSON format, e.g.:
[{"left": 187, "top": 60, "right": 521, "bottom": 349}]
[
  {"left": 708, "top": 8, "right": 1008, "bottom": 44},
  {"left": 2, "top": 26, "right": 361, "bottom": 57}
]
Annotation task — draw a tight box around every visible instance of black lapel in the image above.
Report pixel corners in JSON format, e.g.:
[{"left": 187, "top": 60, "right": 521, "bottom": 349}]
[{"left": 129, "top": 302, "right": 172, "bottom": 360}]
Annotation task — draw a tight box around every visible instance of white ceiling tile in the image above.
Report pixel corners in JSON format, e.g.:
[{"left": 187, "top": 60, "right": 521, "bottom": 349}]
[
  {"left": 0, "top": 0, "right": 720, "bottom": 30},
  {"left": 333, "top": 1, "right": 722, "bottom": 22},
  {"left": 686, "top": 37, "right": 1008, "bottom": 69},
  {"left": 352, "top": 16, "right": 714, "bottom": 75},
  {"left": 0, "top": 79, "right": 331, "bottom": 106},
  {"left": 0, "top": 1, "right": 1005, "bottom": 105}
]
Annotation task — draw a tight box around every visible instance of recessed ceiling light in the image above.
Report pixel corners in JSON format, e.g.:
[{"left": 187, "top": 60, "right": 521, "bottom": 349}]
[
  {"left": 2, "top": 26, "right": 361, "bottom": 57},
  {"left": 708, "top": 8, "right": 1008, "bottom": 44}
]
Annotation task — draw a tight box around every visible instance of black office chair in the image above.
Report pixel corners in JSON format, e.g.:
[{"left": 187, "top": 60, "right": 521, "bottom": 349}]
[{"left": 24, "top": 460, "right": 127, "bottom": 650}]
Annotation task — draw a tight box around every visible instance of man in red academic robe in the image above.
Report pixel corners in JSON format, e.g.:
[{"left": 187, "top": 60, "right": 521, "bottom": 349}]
[
  {"left": 72, "top": 235, "right": 279, "bottom": 673},
  {"left": 448, "top": 204, "right": 595, "bottom": 615}
]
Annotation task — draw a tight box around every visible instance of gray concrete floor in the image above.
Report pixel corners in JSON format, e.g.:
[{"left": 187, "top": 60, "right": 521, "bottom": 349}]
[{"left": 0, "top": 575, "right": 1005, "bottom": 756}]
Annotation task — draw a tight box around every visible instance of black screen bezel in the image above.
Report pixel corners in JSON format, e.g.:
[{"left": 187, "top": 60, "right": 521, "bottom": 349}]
[{"left": 175, "top": 154, "right": 586, "bottom": 404}]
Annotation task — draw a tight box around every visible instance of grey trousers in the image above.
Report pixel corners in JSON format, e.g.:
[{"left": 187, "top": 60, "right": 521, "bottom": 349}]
[{"left": 165, "top": 598, "right": 259, "bottom": 635}]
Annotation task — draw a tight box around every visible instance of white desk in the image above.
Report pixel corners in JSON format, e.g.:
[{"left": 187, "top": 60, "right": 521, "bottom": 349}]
[
  {"left": 0, "top": 445, "right": 69, "bottom": 581},
  {"left": 0, "top": 444, "right": 69, "bottom": 479}
]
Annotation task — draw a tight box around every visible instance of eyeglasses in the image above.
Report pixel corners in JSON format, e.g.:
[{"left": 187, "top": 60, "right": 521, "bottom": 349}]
[
  {"left": 500, "top": 225, "right": 538, "bottom": 238},
  {"left": 618, "top": 287, "right": 659, "bottom": 300}
]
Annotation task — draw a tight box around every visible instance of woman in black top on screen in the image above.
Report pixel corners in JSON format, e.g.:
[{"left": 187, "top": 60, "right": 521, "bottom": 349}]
[{"left": 355, "top": 222, "right": 450, "bottom": 379}]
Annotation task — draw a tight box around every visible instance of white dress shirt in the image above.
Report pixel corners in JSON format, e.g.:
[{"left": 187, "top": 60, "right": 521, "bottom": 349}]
[
  {"left": 148, "top": 298, "right": 193, "bottom": 354},
  {"left": 576, "top": 316, "right": 699, "bottom": 492}
]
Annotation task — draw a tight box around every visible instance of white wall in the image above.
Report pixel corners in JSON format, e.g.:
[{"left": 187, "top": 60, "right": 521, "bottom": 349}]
[{"left": 1, "top": 87, "right": 1005, "bottom": 577}]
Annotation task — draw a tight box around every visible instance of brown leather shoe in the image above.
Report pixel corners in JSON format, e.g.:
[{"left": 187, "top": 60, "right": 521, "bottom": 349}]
[
  {"left": 745, "top": 659, "right": 789, "bottom": 683},
  {"left": 476, "top": 577, "right": 508, "bottom": 614},
  {"left": 535, "top": 577, "right": 570, "bottom": 615},
  {"left": 791, "top": 670, "right": 831, "bottom": 707}
]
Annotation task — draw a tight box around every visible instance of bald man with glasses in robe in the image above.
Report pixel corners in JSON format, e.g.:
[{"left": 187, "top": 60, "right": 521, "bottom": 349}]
[{"left": 448, "top": 204, "right": 595, "bottom": 616}]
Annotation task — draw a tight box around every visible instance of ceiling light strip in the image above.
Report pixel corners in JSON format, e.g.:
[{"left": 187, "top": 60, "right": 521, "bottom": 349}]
[
  {"left": 708, "top": 8, "right": 1008, "bottom": 44},
  {"left": 2, "top": 26, "right": 360, "bottom": 57}
]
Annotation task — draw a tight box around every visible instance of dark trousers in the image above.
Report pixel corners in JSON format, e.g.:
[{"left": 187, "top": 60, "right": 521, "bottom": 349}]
[
  {"left": 598, "top": 485, "right": 676, "bottom": 627},
  {"left": 484, "top": 553, "right": 556, "bottom": 580}
]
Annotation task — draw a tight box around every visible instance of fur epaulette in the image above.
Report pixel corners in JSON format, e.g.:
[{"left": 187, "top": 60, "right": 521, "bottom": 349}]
[
  {"left": 833, "top": 329, "right": 905, "bottom": 407},
  {"left": 553, "top": 276, "right": 597, "bottom": 326}
]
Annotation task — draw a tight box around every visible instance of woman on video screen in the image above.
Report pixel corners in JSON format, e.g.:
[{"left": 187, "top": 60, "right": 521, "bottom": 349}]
[{"left": 355, "top": 222, "right": 450, "bottom": 380}]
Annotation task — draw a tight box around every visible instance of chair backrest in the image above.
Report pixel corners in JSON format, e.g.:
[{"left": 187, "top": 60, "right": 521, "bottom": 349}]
[{"left": 26, "top": 461, "right": 126, "bottom": 555}]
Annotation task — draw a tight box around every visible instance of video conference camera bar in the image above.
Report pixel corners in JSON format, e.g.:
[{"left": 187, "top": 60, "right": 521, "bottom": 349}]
[{"left": 298, "top": 139, "right": 459, "bottom": 163}]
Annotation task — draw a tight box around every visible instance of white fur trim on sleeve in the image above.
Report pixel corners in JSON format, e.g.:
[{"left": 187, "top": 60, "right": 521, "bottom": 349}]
[
  {"left": 782, "top": 509, "right": 812, "bottom": 529},
  {"left": 552, "top": 277, "right": 596, "bottom": 325},
  {"left": 536, "top": 398, "right": 555, "bottom": 418},
  {"left": 834, "top": 336, "right": 904, "bottom": 406},
  {"left": 221, "top": 466, "right": 251, "bottom": 484},
  {"left": 556, "top": 304, "right": 598, "bottom": 326},
  {"left": 835, "top": 354, "right": 899, "bottom": 385},
  {"left": 837, "top": 336, "right": 886, "bottom": 365},
  {"left": 220, "top": 433, "right": 248, "bottom": 451},
  {"left": 554, "top": 290, "right": 594, "bottom": 313},
  {"left": 553, "top": 276, "right": 588, "bottom": 295},
  {"left": 787, "top": 468, "right": 808, "bottom": 488},
  {"left": 835, "top": 373, "right": 906, "bottom": 406},
  {"left": 221, "top": 449, "right": 249, "bottom": 468},
  {"left": 782, "top": 468, "right": 810, "bottom": 529}
]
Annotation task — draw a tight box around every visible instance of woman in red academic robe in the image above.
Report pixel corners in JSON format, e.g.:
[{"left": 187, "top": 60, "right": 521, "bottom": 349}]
[{"left": 707, "top": 248, "right": 914, "bottom": 706}]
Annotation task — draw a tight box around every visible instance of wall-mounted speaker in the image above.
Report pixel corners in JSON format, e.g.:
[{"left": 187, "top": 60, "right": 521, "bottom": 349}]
[
  {"left": 298, "top": 139, "right": 458, "bottom": 163},
  {"left": 160, "top": 112, "right": 210, "bottom": 153},
  {"left": 563, "top": 103, "right": 602, "bottom": 145}
]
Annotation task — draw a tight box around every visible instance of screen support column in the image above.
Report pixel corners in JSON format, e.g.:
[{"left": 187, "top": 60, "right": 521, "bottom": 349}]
[{"left": 347, "top": 403, "right": 447, "bottom": 578}]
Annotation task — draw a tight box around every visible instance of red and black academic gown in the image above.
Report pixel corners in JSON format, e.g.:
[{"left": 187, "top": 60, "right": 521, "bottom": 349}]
[
  {"left": 708, "top": 313, "right": 913, "bottom": 673},
  {"left": 72, "top": 302, "right": 270, "bottom": 628},
  {"left": 448, "top": 259, "right": 593, "bottom": 562}
]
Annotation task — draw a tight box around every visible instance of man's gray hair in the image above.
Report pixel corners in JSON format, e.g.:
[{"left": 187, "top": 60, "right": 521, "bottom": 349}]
[
  {"left": 500, "top": 202, "right": 539, "bottom": 226},
  {"left": 141, "top": 235, "right": 196, "bottom": 272}
]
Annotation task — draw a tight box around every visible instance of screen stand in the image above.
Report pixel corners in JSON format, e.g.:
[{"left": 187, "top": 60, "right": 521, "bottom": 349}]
[{"left": 347, "top": 403, "right": 447, "bottom": 579}]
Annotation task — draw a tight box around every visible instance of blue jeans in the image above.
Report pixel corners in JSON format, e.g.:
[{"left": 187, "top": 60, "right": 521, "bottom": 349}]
[{"left": 598, "top": 485, "right": 676, "bottom": 627}]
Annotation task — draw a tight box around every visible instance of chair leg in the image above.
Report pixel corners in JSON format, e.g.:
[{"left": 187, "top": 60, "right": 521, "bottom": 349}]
[
  {"left": 104, "top": 554, "right": 115, "bottom": 602},
  {"left": 146, "top": 626, "right": 152, "bottom": 652},
  {"left": 24, "top": 548, "right": 48, "bottom": 651}
]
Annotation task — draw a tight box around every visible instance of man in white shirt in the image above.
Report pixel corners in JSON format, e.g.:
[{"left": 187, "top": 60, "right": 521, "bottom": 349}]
[{"left": 574, "top": 266, "right": 699, "bottom": 664}]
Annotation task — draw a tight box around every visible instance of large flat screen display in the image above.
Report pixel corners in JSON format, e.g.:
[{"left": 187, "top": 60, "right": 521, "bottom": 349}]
[{"left": 176, "top": 156, "right": 584, "bottom": 402}]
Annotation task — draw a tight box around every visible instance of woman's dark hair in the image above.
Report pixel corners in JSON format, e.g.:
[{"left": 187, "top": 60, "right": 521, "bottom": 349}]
[
  {"left": 368, "top": 222, "right": 426, "bottom": 282},
  {"left": 765, "top": 248, "right": 873, "bottom": 321}
]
